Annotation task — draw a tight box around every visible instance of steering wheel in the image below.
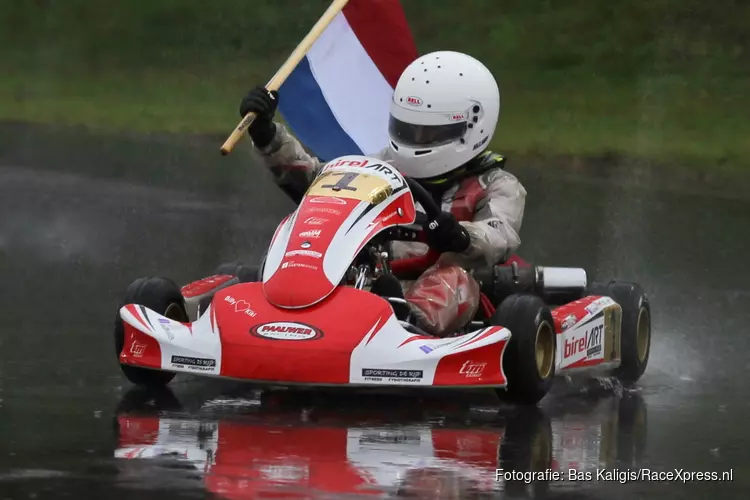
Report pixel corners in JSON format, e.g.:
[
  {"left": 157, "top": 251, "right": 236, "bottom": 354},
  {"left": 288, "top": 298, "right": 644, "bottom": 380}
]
[
  {"left": 406, "top": 177, "right": 442, "bottom": 220},
  {"left": 382, "top": 177, "right": 443, "bottom": 277}
]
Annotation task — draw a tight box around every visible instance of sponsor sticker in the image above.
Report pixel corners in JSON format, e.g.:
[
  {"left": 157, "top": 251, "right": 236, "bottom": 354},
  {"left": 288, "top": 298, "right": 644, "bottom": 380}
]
[
  {"left": 561, "top": 314, "right": 577, "bottom": 331},
  {"left": 406, "top": 96, "right": 423, "bottom": 106},
  {"left": 250, "top": 321, "right": 323, "bottom": 341},
  {"left": 327, "top": 158, "right": 369, "bottom": 168},
  {"left": 472, "top": 136, "right": 489, "bottom": 151},
  {"left": 585, "top": 302, "right": 601, "bottom": 315},
  {"left": 362, "top": 368, "right": 423, "bottom": 383},
  {"left": 129, "top": 340, "right": 147, "bottom": 358},
  {"left": 170, "top": 355, "right": 216, "bottom": 372},
  {"left": 459, "top": 360, "right": 486, "bottom": 378},
  {"left": 285, "top": 249, "right": 322, "bottom": 259},
  {"left": 309, "top": 196, "right": 346, "bottom": 205},
  {"left": 563, "top": 322, "right": 604, "bottom": 362},
  {"left": 224, "top": 295, "right": 257, "bottom": 317},
  {"left": 419, "top": 345, "right": 435, "bottom": 354},
  {"left": 304, "top": 217, "right": 327, "bottom": 225},
  {"left": 308, "top": 207, "right": 341, "bottom": 215},
  {"left": 281, "top": 261, "right": 318, "bottom": 270},
  {"left": 158, "top": 318, "right": 175, "bottom": 341},
  {"left": 449, "top": 113, "right": 467, "bottom": 121},
  {"left": 362, "top": 163, "right": 406, "bottom": 188},
  {"left": 380, "top": 211, "right": 399, "bottom": 223},
  {"left": 299, "top": 229, "right": 321, "bottom": 238}
]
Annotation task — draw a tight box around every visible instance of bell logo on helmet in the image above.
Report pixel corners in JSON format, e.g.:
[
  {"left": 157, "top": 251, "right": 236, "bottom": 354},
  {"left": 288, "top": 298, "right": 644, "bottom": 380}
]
[{"left": 387, "top": 51, "right": 500, "bottom": 180}]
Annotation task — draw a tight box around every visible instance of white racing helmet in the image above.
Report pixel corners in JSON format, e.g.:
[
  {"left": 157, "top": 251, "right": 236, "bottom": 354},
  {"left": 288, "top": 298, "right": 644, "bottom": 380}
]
[{"left": 388, "top": 51, "right": 500, "bottom": 180}]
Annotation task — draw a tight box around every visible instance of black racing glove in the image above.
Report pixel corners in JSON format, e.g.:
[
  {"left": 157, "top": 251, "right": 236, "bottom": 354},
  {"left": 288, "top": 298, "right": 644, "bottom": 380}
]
[
  {"left": 425, "top": 212, "right": 471, "bottom": 254},
  {"left": 239, "top": 86, "right": 279, "bottom": 148}
]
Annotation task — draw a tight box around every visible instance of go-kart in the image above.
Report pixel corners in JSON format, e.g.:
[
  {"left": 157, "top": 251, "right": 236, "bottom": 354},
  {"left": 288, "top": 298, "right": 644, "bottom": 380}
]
[{"left": 114, "top": 155, "right": 651, "bottom": 405}]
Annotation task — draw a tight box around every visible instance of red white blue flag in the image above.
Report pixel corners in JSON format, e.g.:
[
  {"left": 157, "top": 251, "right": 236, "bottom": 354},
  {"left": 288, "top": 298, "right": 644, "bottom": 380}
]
[{"left": 278, "top": 0, "right": 418, "bottom": 161}]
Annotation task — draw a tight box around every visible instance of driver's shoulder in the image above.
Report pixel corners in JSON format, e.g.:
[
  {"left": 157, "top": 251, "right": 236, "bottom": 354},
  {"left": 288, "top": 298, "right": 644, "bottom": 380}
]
[
  {"left": 469, "top": 151, "right": 518, "bottom": 188},
  {"left": 474, "top": 150, "right": 508, "bottom": 170}
]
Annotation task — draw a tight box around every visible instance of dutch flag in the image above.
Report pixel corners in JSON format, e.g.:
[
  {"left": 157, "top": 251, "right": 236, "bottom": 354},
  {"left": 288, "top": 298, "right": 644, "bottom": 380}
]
[{"left": 278, "top": 0, "right": 418, "bottom": 161}]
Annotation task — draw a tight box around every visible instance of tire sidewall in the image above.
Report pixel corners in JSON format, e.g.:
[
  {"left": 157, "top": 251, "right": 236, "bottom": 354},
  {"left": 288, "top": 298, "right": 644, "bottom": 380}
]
[
  {"left": 493, "top": 294, "right": 556, "bottom": 405},
  {"left": 586, "top": 281, "right": 651, "bottom": 384}
]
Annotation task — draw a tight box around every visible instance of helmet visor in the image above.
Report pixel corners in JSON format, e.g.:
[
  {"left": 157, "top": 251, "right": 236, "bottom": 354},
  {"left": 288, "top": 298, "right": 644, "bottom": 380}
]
[{"left": 388, "top": 116, "right": 467, "bottom": 148}]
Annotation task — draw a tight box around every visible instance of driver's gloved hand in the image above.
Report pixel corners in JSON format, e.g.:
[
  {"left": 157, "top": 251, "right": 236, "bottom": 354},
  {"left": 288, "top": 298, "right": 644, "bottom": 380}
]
[
  {"left": 425, "top": 212, "right": 471, "bottom": 254},
  {"left": 239, "top": 86, "right": 279, "bottom": 148}
]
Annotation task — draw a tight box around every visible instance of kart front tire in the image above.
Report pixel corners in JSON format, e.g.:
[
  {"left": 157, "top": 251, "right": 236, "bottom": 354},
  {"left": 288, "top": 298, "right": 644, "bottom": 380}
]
[
  {"left": 586, "top": 281, "right": 651, "bottom": 385},
  {"left": 492, "top": 294, "right": 556, "bottom": 405},
  {"left": 114, "top": 276, "right": 189, "bottom": 387}
]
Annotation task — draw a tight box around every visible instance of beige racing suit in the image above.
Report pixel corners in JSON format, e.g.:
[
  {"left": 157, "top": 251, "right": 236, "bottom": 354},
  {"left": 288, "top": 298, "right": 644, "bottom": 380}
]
[{"left": 252, "top": 123, "right": 527, "bottom": 336}]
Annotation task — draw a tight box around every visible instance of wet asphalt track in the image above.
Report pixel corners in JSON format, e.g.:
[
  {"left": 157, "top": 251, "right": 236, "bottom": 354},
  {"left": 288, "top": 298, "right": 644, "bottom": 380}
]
[{"left": 1, "top": 126, "right": 750, "bottom": 498}]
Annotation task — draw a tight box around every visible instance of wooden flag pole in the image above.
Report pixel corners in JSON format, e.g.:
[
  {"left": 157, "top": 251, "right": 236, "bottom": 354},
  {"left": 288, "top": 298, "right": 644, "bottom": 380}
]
[{"left": 220, "top": 0, "right": 351, "bottom": 156}]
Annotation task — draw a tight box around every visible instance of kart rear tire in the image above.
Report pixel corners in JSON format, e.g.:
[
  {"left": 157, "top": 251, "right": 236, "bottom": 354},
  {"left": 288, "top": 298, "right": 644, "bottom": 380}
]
[
  {"left": 215, "top": 262, "right": 261, "bottom": 283},
  {"left": 492, "top": 294, "right": 556, "bottom": 405},
  {"left": 586, "top": 281, "right": 651, "bottom": 385},
  {"left": 114, "top": 276, "right": 189, "bottom": 387},
  {"left": 197, "top": 262, "right": 261, "bottom": 316}
]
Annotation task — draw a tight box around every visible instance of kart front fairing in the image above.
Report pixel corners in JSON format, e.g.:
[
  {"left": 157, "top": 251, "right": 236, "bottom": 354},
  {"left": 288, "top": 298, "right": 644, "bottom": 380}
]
[
  {"left": 261, "top": 156, "right": 418, "bottom": 309},
  {"left": 117, "top": 155, "right": 513, "bottom": 389}
]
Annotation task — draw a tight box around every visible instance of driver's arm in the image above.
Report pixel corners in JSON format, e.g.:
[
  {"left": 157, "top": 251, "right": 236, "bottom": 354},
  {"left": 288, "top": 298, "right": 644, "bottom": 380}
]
[
  {"left": 460, "top": 168, "right": 526, "bottom": 266},
  {"left": 252, "top": 123, "right": 325, "bottom": 203}
]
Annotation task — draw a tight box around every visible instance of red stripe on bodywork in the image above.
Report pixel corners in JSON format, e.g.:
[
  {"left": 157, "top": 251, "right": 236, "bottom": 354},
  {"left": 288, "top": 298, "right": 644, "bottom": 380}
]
[
  {"left": 398, "top": 334, "right": 434, "bottom": 348},
  {"left": 180, "top": 274, "right": 234, "bottom": 299},
  {"left": 453, "top": 327, "right": 502, "bottom": 350},
  {"left": 126, "top": 304, "right": 151, "bottom": 332},
  {"left": 364, "top": 315, "right": 390, "bottom": 345},
  {"left": 449, "top": 329, "right": 487, "bottom": 351},
  {"left": 343, "top": 0, "right": 418, "bottom": 88}
]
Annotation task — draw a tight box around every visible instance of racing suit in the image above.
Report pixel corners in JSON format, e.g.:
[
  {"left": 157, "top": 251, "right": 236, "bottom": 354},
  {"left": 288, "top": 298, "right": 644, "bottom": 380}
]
[{"left": 252, "top": 123, "right": 527, "bottom": 336}]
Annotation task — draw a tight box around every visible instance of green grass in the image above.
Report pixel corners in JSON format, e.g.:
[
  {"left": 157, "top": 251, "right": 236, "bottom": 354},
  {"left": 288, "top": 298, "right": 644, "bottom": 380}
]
[{"left": 2, "top": 0, "right": 750, "bottom": 171}]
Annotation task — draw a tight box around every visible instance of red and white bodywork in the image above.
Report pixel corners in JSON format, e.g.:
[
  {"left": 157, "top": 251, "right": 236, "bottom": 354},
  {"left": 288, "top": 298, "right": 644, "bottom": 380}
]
[
  {"left": 550, "top": 295, "right": 622, "bottom": 372},
  {"left": 118, "top": 155, "right": 623, "bottom": 388},
  {"left": 119, "top": 156, "right": 512, "bottom": 388}
]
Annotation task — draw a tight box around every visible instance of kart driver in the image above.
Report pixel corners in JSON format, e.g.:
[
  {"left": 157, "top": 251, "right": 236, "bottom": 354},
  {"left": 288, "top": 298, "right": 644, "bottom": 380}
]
[{"left": 239, "top": 51, "right": 526, "bottom": 337}]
